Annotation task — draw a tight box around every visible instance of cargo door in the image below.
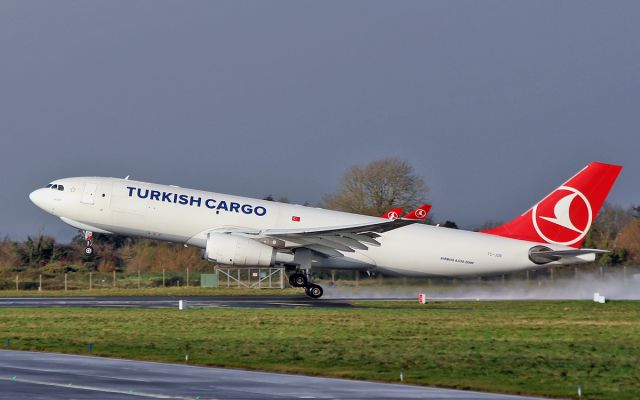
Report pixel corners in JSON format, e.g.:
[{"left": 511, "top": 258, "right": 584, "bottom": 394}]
[{"left": 81, "top": 183, "right": 97, "bottom": 205}]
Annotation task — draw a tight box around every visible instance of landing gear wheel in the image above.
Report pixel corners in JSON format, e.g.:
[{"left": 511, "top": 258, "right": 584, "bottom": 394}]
[
  {"left": 82, "top": 230, "right": 94, "bottom": 256},
  {"left": 305, "top": 284, "right": 323, "bottom": 299},
  {"left": 288, "top": 272, "right": 308, "bottom": 287}
]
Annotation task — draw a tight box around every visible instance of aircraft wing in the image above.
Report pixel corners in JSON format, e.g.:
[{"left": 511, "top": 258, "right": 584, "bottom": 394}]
[{"left": 210, "top": 219, "right": 416, "bottom": 258}]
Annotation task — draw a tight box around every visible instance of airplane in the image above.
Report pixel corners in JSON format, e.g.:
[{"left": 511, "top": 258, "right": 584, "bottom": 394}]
[{"left": 29, "top": 162, "right": 622, "bottom": 299}]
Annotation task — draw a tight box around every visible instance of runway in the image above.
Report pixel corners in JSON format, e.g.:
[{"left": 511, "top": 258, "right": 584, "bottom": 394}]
[
  {"left": 0, "top": 295, "right": 472, "bottom": 310},
  {"left": 0, "top": 350, "right": 543, "bottom": 399},
  {"left": 0, "top": 295, "right": 355, "bottom": 309}
]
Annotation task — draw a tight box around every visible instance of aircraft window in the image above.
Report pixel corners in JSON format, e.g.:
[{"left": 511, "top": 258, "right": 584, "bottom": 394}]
[
  {"left": 45, "top": 184, "right": 53, "bottom": 188},
  {"left": 58, "top": 185, "right": 64, "bottom": 191},
  {"left": 51, "top": 184, "right": 58, "bottom": 190}
]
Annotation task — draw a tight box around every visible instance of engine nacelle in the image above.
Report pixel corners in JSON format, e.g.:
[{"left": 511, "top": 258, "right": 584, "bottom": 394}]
[{"left": 205, "top": 233, "right": 276, "bottom": 267}]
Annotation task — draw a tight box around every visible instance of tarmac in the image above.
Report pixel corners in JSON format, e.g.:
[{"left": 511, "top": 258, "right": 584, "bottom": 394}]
[{"left": 0, "top": 350, "right": 544, "bottom": 399}]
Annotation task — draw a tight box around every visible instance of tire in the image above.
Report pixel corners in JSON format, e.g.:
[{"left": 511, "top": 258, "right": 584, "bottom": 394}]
[
  {"left": 289, "top": 273, "right": 307, "bottom": 287},
  {"left": 84, "top": 246, "right": 94, "bottom": 256},
  {"left": 306, "top": 284, "right": 323, "bottom": 299}
]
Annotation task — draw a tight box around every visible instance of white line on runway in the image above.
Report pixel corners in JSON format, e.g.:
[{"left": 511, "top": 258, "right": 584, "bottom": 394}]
[
  {"left": 0, "top": 376, "right": 191, "bottom": 399},
  {"left": 5, "top": 363, "right": 151, "bottom": 382}
]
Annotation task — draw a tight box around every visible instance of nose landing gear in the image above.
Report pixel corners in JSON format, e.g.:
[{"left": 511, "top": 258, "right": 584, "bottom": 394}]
[{"left": 83, "top": 231, "right": 94, "bottom": 256}]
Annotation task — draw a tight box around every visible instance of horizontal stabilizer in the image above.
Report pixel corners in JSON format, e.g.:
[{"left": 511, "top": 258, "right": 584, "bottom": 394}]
[{"left": 529, "top": 247, "right": 609, "bottom": 264}]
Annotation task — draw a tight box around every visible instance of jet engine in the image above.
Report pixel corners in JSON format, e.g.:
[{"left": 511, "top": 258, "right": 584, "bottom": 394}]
[{"left": 204, "top": 233, "right": 276, "bottom": 267}]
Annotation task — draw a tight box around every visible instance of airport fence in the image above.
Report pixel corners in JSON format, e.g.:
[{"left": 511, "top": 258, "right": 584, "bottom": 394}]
[
  {"left": 0, "top": 264, "right": 637, "bottom": 293},
  {"left": 0, "top": 270, "right": 199, "bottom": 291},
  {"left": 0, "top": 267, "right": 288, "bottom": 292}
]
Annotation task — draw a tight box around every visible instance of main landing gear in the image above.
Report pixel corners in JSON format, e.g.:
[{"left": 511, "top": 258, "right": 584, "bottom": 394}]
[
  {"left": 289, "top": 248, "right": 323, "bottom": 299},
  {"left": 288, "top": 271, "right": 324, "bottom": 299},
  {"left": 305, "top": 283, "right": 323, "bottom": 299},
  {"left": 83, "top": 230, "right": 94, "bottom": 256}
]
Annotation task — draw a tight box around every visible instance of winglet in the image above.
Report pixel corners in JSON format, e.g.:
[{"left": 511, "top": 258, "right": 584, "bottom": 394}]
[
  {"left": 402, "top": 204, "right": 432, "bottom": 221},
  {"left": 380, "top": 207, "right": 403, "bottom": 220}
]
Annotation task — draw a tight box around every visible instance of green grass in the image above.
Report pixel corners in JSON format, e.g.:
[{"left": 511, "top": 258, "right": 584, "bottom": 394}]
[{"left": 0, "top": 301, "right": 638, "bottom": 399}]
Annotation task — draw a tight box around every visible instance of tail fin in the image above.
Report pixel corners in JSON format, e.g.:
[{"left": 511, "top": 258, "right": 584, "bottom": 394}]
[
  {"left": 380, "top": 207, "right": 403, "bottom": 220},
  {"left": 482, "top": 162, "right": 622, "bottom": 248},
  {"left": 403, "top": 204, "right": 432, "bottom": 221}
]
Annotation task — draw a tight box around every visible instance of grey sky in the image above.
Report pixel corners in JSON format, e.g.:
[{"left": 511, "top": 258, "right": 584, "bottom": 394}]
[{"left": 1, "top": 1, "right": 639, "bottom": 240}]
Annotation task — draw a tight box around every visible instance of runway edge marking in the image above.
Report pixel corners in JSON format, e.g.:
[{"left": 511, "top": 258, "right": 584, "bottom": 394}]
[{"left": 0, "top": 375, "right": 200, "bottom": 399}]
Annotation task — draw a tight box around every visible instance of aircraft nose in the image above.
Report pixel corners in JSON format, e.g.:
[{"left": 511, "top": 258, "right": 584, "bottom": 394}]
[{"left": 29, "top": 188, "right": 46, "bottom": 209}]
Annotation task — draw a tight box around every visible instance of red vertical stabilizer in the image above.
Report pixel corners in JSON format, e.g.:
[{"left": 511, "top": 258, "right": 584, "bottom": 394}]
[{"left": 482, "top": 162, "right": 623, "bottom": 248}]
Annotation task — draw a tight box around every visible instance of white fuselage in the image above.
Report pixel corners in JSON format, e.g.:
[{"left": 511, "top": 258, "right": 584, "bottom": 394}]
[{"left": 29, "top": 177, "right": 586, "bottom": 277}]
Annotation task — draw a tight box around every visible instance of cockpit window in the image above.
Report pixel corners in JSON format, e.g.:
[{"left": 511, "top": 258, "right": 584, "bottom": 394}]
[{"left": 45, "top": 183, "right": 64, "bottom": 190}]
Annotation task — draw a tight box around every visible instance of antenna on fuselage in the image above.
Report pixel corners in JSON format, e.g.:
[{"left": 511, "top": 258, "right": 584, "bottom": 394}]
[{"left": 124, "top": 175, "right": 130, "bottom": 180}]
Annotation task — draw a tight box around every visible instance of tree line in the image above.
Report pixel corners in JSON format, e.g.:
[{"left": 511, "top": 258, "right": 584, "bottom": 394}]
[{"left": 1, "top": 159, "right": 638, "bottom": 275}]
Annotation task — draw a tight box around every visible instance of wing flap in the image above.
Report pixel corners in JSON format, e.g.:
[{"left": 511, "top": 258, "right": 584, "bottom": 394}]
[
  {"left": 260, "top": 218, "right": 413, "bottom": 237},
  {"left": 305, "top": 245, "right": 345, "bottom": 258},
  {"left": 318, "top": 235, "right": 369, "bottom": 250},
  {"left": 339, "top": 232, "right": 381, "bottom": 246},
  {"left": 264, "top": 218, "right": 412, "bottom": 254}
]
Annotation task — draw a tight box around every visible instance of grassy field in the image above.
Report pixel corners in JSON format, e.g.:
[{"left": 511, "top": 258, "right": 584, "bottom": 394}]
[{"left": 0, "top": 301, "right": 638, "bottom": 399}]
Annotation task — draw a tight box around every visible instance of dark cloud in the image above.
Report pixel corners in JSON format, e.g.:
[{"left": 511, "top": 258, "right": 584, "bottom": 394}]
[{"left": 1, "top": 1, "right": 638, "bottom": 240}]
